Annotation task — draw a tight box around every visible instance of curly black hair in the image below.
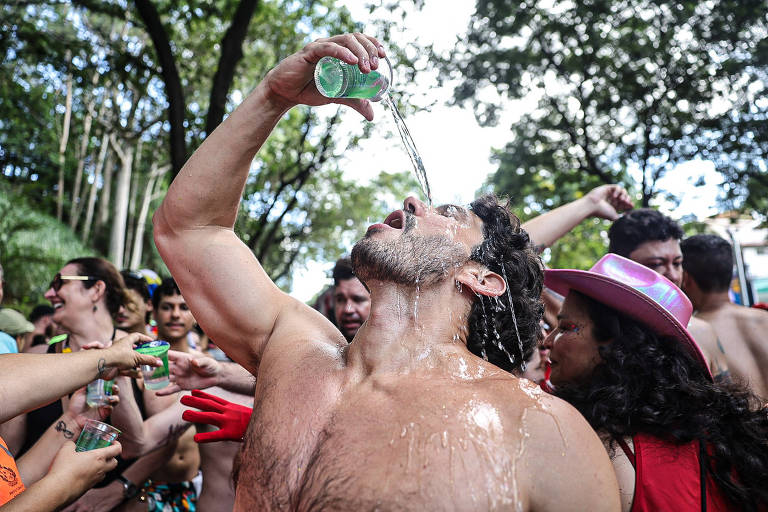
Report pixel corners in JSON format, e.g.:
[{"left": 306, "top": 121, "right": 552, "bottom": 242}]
[
  {"left": 681, "top": 234, "right": 734, "bottom": 293},
  {"left": 555, "top": 291, "right": 768, "bottom": 511},
  {"left": 608, "top": 208, "right": 684, "bottom": 257},
  {"left": 466, "top": 194, "right": 544, "bottom": 373}
]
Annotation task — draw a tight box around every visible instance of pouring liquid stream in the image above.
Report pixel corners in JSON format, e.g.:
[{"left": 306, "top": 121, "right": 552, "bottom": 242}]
[{"left": 384, "top": 95, "right": 432, "bottom": 206}]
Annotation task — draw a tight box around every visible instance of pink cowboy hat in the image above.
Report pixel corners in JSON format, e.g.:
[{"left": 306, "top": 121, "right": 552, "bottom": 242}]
[{"left": 544, "top": 253, "right": 712, "bottom": 380}]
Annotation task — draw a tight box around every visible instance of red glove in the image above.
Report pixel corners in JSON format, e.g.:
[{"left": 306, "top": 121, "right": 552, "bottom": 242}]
[{"left": 181, "top": 389, "right": 253, "bottom": 443}]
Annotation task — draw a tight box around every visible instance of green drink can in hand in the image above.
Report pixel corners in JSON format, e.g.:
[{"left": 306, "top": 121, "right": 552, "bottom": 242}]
[
  {"left": 75, "top": 419, "right": 120, "bottom": 452},
  {"left": 135, "top": 340, "right": 170, "bottom": 390},
  {"left": 314, "top": 56, "right": 393, "bottom": 101}
]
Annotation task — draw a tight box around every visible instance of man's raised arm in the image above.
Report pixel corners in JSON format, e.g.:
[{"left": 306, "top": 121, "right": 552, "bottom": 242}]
[{"left": 153, "top": 34, "right": 386, "bottom": 371}]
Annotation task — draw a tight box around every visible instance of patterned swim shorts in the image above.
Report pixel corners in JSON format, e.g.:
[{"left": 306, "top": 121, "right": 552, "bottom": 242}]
[{"left": 142, "top": 479, "right": 197, "bottom": 512}]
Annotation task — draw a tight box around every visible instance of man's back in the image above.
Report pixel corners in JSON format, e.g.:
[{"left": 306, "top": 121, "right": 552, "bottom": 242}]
[
  {"left": 233, "top": 342, "right": 619, "bottom": 511},
  {"left": 697, "top": 303, "right": 768, "bottom": 398}
]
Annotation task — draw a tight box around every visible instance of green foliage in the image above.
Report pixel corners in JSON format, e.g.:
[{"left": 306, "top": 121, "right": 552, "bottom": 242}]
[
  {"left": 1, "top": 0, "right": 426, "bottom": 301},
  {"left": 0, "top": 182, "right": 94, "bottom": 309},
  {"left": 436, "top": 0, "right": 768, "bottom": 267}
]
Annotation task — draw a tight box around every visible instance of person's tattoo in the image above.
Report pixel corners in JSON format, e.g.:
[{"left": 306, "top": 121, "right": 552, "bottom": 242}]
[
  {"left": 97, "top": 357, "right": 108, "bottom": 378},
  {"left": 716, "top": 337, "right": 726, "bottom": 354},
  {"left": 55, "top": 420, "right": 75, "bottom": 439}
]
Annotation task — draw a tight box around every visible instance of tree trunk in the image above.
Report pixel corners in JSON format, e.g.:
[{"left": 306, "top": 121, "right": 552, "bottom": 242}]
[
  {"left": 96, "top": 148, "right": 115, "bottom": 230},
  {"left": 133, "top": 0, "right": 187, "bottom": 176},
  {"left": 204, "top": 0, "right": 260, "bottom": 137},
  {"left": 81, "top": 132, "right": 110, "bottom": 243},
  {"left": 124, "top": 139, "right": 143, "bottom": 265},
  {"left": 108, "top": 134, "right": 133, "bottom": 269},
  {"left": 56, "top": 53, "right": 74, "bottom": 221},
  {"left": 70, "top": 73, "right": 105, "bottom": 229},
  {"left": 130, "top": 162, "right": 169, "bottom": 269}
]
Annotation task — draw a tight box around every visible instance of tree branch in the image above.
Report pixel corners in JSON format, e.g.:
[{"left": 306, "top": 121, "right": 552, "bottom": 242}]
[
  {"left": 133, "top": 0, "right": 187, "bottom": 176},
  {"left": 204, "top": 0, "right": 260, "bottom": 137}
]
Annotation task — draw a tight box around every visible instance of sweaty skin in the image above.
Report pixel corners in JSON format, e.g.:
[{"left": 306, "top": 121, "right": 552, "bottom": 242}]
[{"left": 153, "top": 33, "right": 620, "bottom": 511}]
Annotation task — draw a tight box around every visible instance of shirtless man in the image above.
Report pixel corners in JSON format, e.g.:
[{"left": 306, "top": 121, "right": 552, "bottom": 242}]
[
  {"left": 681, "top": 234, "right": 768, "bottom": 399},
  {"left": 608, "top": 209, "right": 729, "bottom": 379},
  {"left": 153, "top": 33, "right": 619, "bottom": 511}
]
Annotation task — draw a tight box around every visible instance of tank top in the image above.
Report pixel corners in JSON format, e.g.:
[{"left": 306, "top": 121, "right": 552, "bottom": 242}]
[
  {"left": 617, "top": 432, "right": 732, "bottom": 511},
  {"left": 0, "top": 435, "right": 25, "bottom": 505}
]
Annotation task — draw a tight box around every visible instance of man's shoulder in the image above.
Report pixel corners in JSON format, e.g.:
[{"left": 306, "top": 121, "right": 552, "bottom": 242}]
[
  {"left": 688, "top": 315, "right": 713, "bottom": 332},
  {"left": 486, "top": 377, "right": 599, "bottom": 442}
]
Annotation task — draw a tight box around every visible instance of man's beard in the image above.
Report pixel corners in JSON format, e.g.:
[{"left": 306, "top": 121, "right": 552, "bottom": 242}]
[{"left": 351, "top": 213, "right": 469, "bottom": 287}]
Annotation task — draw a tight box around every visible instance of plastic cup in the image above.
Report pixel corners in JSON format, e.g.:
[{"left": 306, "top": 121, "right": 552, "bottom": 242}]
[
  {"left": 75, "top": 419, "right": 120, "bottom": 452},
  {"left": 135, "top": 340, "right": 170, "bottom": 390},
  {"left": 86, "top": 379, "right": 115, "bottom": 407},
  {"left": 314, "top": 55, "right": 393, "bottom": 101}
]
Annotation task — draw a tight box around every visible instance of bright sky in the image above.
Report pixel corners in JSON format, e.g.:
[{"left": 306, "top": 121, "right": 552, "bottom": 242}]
[{"left": 288, "top": 0, "right": 723, "bottom": 302}]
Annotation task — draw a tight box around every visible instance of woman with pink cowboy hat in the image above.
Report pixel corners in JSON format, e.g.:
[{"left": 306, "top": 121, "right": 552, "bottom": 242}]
[{"left": 542, "top": 254, "right": 768, "bottom": 512}]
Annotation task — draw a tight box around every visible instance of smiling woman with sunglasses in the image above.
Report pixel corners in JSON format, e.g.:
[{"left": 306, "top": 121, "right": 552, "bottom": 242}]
[{"left": 11, "top": 258, "right": 132, "bottom": 461}]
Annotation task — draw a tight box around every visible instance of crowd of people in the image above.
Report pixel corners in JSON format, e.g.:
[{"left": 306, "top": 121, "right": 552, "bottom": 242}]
[{"left": 1, "top": 32, "right": 767, "bottom": 512}]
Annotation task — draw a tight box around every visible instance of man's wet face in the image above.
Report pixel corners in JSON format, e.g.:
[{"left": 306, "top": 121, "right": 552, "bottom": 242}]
[
  {"left": 334, "top": 278, "right": 371, "bottom": 341},
  {"left": 628, "top": 239, "right": 683, "bottom": 287},
  {"left": 351, "top": 197, "right": 483, "bottom": 287}
]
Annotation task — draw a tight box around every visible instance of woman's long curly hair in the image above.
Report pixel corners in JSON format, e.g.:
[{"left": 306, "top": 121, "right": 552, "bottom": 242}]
[
  {"left": 556, "top": 291, "right": 768, "bottom": 511},
  {"left": 465, "top": 195, "right": 544, "bottom": 373}
]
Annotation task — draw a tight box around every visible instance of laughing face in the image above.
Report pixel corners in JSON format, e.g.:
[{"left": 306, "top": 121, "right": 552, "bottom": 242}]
[
  {"left": 351, "top": 196, "right": 485, "bottom": 287},
  {"left": 44, "top": 263, "right": 97, "bottom": 328}
]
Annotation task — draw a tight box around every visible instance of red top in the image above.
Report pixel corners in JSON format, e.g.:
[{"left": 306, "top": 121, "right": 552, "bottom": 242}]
[
  {"left": 0, "top": 435, "right": 25, "bottom": 506},
  {"left": 618, "top": 432, "right": 732, "bottom": 511}
]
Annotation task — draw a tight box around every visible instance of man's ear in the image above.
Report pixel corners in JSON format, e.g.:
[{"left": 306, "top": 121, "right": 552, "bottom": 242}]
[{"left": 456, "top": 263, "right": 506, "bottom": 298}]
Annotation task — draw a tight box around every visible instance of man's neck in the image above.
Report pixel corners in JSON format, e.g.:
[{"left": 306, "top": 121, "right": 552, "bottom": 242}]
[
  {"left": 694, "top": 291, "right": 732, "bottom": 313},
  {"left": 347, "top": 277, "right": 476, "bottom": 377},
  {"left": 165, "top": 335, "right": 190, "bottom": 352}
]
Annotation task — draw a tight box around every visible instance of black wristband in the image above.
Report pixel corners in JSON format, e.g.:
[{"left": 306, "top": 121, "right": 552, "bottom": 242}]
[{"left": 117, "top": 475, "right": 138, "bottom": 500}]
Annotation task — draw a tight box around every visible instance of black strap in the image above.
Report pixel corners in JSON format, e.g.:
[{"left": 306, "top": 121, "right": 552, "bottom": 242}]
[
  {"left": 699, "top": 440, "right": 707, "bottom": 512},
  {"left": 616, "top": 437, "right": 636, "bottom": 468}
]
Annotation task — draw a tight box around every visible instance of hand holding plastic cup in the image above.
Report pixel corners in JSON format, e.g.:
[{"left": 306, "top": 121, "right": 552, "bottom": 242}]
[
  {"left": 75, "top": 419, "right": 120, "bottom": 452},
  {"left": 85, "top": 379, "right": 115, "bottom": 407},
  {"left": 135, "top": 340, "right": 170, "bottom": 390},
  {"left": 314, "top": 55, "right": 393, "bottom": 101}
]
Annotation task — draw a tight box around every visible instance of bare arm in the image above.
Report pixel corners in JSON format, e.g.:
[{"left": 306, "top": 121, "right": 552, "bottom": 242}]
[
  {"left": 2, "top": 442, "right": 120, "bottom": 512},
  {"left": 152, "top": 34, "right": 385, "bottom": 372},
  {"left": 0, "top": 333, "right": 157, "bottom": 423},
  {"left": 522, "top": 185, "right": 633, "bottom": 250},
  {"left": 62, "top": 443, "right": 176, "bottom": 512},
  {"left": 112, "top": 391, "right": 191, "bottom": 459},
  {"left": 523, "top": 394, "right": 621, "bottom": 511},
  {"left": 156, "top": 350, "right": 256, "bottom": 396}
]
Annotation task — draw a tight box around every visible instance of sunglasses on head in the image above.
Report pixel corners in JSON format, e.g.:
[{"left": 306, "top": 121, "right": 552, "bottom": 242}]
[{"left": 49, "top": 273, "right": 98, "bottom": 292}]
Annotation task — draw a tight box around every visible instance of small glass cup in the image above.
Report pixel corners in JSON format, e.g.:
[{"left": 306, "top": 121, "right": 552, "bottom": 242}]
[
  {"left": 135, "top": 340, "right": 170, "bottom": 390},
  {"left": 86, "top": 379, "right": 115, "bottom": 408},
  {"left": 75, "top": 419, "right": 120, "bottom": 452}
]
